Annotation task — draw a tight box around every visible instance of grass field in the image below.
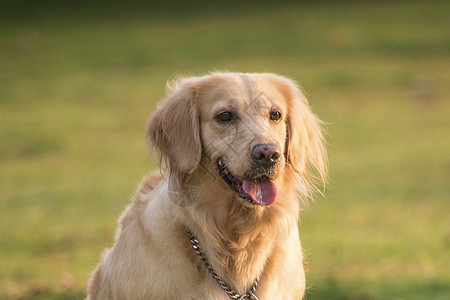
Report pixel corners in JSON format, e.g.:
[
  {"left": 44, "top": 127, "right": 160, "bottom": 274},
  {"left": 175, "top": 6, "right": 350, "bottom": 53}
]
[{"left": 1, "top": 1, "right": 449, "bottom": 299}]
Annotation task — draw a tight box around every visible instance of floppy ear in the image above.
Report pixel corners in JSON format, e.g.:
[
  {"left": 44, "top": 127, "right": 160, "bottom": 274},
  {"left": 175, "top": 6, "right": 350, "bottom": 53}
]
[
  {"left": 268, "top": 75, "right": 328, "bottom": 190},
  {"left": 146, "top": 79, "right": 201, "bottom": 175}
]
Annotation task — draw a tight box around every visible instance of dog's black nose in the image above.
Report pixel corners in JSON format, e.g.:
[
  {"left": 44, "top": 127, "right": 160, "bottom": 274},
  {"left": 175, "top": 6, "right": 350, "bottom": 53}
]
[{"left": 251, "top": 144, "right": 281, "bottom": 168}]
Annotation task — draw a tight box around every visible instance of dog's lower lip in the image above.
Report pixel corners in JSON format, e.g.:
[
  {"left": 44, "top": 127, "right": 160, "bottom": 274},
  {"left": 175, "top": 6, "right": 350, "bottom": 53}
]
[
  {"left": 217, "top": 159, "right": 277, "bottom": 206},
  {"left": 218, "top": 159, "right": 254, "bottom": 204}
]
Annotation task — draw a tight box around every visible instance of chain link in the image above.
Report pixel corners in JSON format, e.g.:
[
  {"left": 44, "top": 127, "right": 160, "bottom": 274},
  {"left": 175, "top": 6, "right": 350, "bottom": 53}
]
[{"left": 187, "top": 231, "right": 259, "bottom": 300}]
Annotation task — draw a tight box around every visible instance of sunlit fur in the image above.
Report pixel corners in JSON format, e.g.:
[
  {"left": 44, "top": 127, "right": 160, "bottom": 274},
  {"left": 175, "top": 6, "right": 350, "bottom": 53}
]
[{"left": 87, "top": 72, "right": 327, "bottom": 300}]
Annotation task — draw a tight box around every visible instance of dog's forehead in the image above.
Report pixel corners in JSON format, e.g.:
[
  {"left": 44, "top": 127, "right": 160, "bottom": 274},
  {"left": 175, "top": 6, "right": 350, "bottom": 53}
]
[{"left": 199, "top": 76, "right": 287, "bottom": 113}]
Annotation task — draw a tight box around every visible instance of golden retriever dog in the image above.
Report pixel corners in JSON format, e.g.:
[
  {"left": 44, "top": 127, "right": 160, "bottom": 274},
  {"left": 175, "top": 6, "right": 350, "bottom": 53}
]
[{"left": 87, "top": 72, "right": 327, "bottom": 300}]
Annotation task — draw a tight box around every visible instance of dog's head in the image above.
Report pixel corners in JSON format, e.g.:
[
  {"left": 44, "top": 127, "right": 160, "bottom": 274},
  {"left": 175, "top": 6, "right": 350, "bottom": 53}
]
[{"left": 147, "top": 73, "right": 327, "bottom": 207}]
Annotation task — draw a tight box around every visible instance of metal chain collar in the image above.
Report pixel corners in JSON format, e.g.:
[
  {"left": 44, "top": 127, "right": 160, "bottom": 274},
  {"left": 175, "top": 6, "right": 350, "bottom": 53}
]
[{"left": 186, "top": 231, "right": 259, "bottom": 300}]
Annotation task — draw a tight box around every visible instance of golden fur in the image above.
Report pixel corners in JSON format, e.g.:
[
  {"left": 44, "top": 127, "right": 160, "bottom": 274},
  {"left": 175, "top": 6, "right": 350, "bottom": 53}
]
[{"left": 87, "top": 72, "right": 327, "bottom": 299}]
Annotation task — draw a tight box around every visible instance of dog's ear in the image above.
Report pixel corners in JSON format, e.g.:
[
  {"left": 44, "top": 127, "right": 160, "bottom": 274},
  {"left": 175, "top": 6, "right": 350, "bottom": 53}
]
[
  {"left": 146, "top": 79, "right": 201, "bottom": 175},
  {"left": 268, "top": 75, "right": 327, "bottom": 189}
]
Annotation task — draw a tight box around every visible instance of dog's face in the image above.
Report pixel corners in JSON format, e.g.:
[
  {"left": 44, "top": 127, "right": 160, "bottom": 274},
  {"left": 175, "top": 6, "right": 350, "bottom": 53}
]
[
  {"left": 197, "top": 75, "right": 288, "bottom": 206},
  {"left": 147, "top": 73, "right": 327, "bottom": 207}
]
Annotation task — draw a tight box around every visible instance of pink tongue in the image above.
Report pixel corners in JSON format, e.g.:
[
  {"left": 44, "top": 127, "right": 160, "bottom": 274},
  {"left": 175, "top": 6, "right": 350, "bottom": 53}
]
[{"left": 242, "top": 180, "right": 278, "bottom": 206}]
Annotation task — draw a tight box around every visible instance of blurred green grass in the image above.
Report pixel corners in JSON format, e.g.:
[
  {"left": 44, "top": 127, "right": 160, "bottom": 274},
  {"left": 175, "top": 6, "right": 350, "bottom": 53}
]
[{"left": 1, "top": 1, "right": 449, "bottom": 299}]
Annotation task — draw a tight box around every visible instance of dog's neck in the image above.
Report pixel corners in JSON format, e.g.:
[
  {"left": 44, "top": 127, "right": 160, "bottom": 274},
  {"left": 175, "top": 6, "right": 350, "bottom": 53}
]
[{"left": 173, "top": 170, "right": 300, "bottom": 294}]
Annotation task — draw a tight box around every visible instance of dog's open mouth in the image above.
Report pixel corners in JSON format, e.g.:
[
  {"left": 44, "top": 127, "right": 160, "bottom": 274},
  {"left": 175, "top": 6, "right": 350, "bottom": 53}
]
[{"left": 218, "top": 159, "right": 278, "bottom": 206}]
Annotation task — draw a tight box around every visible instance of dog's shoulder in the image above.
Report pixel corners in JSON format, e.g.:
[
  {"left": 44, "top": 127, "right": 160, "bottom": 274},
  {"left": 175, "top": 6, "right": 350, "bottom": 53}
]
[{"left": 137, "top": 172, "right": 165, "bottom": 195}]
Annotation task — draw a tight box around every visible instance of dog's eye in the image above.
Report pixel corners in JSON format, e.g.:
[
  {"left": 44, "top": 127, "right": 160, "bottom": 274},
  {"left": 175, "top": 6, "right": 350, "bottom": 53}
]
[
  {"left": 270, "top": 111, "right": 282, "bottom": 122},
  {"left": 216, "top": 111, "right": 234, "bottom": 123}
]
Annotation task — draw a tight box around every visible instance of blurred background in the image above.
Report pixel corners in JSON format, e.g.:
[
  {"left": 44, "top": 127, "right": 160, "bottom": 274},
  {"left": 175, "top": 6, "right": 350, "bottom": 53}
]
[{"left": 1, "top": 0, "right": 449, "bottom": 299}]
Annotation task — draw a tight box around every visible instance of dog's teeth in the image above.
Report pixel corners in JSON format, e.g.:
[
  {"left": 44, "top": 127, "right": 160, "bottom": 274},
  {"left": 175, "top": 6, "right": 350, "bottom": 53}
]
[{"left": 218, "top": 159, "right": 223, "bottom": 166}]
